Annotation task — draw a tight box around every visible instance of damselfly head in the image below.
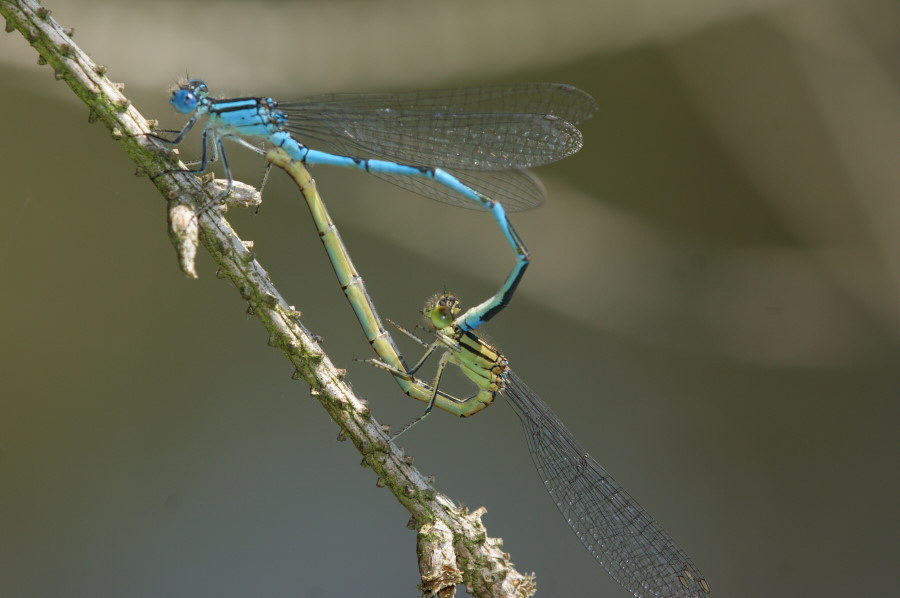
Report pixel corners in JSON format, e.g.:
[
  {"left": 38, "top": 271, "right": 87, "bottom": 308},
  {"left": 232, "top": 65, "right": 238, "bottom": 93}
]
[
  {"left": 423, "top": 293, "right": 460, "bottom": 330},
  {"left": 170, "top": 79, "right": 209, "bottom": 114}
]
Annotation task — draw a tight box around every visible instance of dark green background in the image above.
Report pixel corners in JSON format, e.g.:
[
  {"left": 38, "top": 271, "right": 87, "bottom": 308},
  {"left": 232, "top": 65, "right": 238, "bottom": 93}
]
[{"left": 2, "top": 1, "right": 899, "bottom": 596}]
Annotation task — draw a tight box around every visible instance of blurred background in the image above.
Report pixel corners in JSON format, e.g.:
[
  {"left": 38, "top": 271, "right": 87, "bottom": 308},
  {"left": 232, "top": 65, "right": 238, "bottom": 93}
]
[{"left": 2, "top": 0, "right": 899, "bottom": 596}]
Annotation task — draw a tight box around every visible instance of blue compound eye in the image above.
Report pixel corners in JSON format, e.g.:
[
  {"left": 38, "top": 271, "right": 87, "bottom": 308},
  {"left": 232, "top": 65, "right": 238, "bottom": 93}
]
[{"left": 170, "top": 89, "right": 198, "bottom": 114}]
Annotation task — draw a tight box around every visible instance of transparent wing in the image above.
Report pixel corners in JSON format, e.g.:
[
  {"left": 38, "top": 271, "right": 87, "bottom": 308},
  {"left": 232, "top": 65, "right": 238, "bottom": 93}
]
[
  {"left": 505, "top": 371, "right": 710, "bottom": 598},
  {"left": 370, "top": 167, "right": 545, "bottom": 212},
  {"left": 280, "top": 83, "right": 598, "bottom": 172}
]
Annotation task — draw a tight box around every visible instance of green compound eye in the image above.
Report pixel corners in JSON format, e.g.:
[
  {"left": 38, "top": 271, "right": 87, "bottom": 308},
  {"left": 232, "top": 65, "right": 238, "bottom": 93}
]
[
  {"left": 425, "top": 293, "right": 460, "bottom": 329},
  {"left": 430, "top": 304, "right": 454, "bottom": 329}
]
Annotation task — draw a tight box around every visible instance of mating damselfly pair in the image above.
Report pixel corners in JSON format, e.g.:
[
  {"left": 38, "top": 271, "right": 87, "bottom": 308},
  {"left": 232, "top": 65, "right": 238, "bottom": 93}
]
[{"left": 154, "top": 79, "right": 711, "bottom": 597}]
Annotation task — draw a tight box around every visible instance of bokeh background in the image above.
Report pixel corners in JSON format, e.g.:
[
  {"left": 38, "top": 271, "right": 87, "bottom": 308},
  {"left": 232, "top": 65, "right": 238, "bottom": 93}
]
[{"left": 2, "top": 0, "right": 899, "bottom": 596}]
